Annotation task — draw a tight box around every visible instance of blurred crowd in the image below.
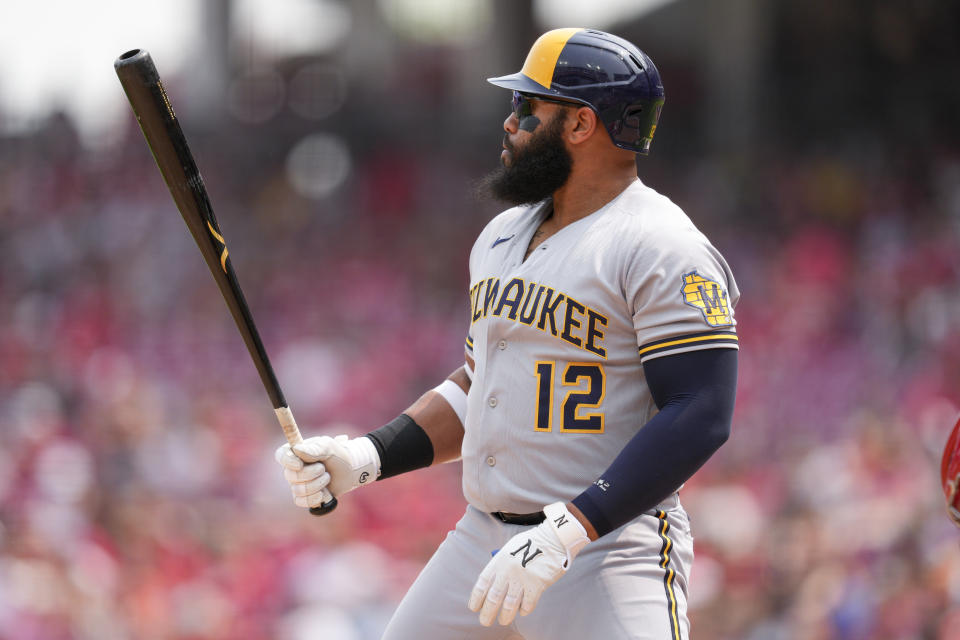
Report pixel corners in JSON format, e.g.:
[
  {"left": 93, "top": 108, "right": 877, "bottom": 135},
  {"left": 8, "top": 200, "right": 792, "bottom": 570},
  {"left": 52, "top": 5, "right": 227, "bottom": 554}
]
[{"left": 2, "top": 48, "right": 960, "bottom": 640}]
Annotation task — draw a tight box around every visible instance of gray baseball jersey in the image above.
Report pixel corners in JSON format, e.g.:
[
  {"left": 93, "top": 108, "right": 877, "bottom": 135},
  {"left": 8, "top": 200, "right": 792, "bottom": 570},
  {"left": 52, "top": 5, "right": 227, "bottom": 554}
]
[
  {"left": 462, "top": 178, "right": 739, "bottom": 514},
  {"left": 382, "top": 179, "right": 737, "bottom": 640}
]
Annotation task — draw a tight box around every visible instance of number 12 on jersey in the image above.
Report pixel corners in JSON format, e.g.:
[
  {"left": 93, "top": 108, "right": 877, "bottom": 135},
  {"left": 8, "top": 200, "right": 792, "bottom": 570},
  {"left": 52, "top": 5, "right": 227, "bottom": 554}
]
[{"left": 534, "top": 361, "right": 606, "bottom": 433}]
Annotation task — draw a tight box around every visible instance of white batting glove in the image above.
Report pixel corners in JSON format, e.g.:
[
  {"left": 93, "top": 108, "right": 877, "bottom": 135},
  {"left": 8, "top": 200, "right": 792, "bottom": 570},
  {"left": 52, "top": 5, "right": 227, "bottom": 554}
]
[
  {"left": 468, "top": 502, "right": 591, "bottom": 626},
  {"left": 274, "top": 435, "right": 381, "bottom": 508}
]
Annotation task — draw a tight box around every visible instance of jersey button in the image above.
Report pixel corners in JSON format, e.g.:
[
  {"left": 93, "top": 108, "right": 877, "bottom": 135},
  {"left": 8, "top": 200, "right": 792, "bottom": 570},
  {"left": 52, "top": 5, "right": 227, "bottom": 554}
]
[
  {"left": 497, "top": 340, "right": 507, "bottom": 350},
  {"left": 488, "top": 396, "right": 498, "bottom": 408},
  {"left": 486, "top": 456, "right": 496, "bottom": 467}
]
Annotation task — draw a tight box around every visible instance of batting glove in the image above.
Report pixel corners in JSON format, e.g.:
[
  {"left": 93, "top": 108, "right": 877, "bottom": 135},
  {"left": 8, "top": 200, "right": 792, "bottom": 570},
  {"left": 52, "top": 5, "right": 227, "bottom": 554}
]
[
  {"left": 468, "top": 502, "right": 591, "bottom": 627},
  {"left": 275, "top": 435, "right": 380, "bottom": 508}
]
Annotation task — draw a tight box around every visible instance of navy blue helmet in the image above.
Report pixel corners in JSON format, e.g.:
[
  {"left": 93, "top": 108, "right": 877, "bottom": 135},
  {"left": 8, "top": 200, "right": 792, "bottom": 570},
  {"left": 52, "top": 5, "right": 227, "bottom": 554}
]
[{"left": 488, "top": 28, "right": 665, "bottom": 154}]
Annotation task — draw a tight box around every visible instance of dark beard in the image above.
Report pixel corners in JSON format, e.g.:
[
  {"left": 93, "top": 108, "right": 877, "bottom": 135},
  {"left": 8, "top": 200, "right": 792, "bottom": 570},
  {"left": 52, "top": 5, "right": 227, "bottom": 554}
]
[{"left": 475, "top": 113, "right": 572, "bottom": 206}]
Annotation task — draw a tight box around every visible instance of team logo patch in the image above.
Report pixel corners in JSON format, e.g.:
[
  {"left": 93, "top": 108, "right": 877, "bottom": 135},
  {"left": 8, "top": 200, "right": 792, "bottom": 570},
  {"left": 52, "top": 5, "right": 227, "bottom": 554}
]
[{"left": 681, "top": 271, "right": 733, "bottom": 327}]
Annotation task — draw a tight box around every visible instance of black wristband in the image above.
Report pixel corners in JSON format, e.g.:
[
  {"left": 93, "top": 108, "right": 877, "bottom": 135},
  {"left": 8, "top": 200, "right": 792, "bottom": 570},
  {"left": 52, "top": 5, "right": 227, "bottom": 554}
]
[{"left": 365, "top": 414, "right": 434, "bottom": 480}]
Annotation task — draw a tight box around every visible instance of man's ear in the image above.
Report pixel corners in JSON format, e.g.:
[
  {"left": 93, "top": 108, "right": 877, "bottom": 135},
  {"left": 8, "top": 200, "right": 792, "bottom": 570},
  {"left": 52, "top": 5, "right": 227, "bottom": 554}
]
[{"left": 567, "top": 106, "right": 599, "bottom": 145}]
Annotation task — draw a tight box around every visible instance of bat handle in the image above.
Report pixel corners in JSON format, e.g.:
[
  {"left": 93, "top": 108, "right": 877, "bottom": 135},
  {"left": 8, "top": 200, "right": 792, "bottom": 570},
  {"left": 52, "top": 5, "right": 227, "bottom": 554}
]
[{"left": 275, "top": 406, "right": 338, "bottom": 516}]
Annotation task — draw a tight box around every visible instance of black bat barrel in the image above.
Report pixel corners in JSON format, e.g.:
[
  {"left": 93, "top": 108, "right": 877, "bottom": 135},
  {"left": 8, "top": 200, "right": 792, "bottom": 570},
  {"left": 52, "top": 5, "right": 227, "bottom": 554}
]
[
  {"left": 114, "top": 48, "right": 286, "bottom": 410},
  {"left": 115, "top": 49, "right": 336, "bottom": 516}
]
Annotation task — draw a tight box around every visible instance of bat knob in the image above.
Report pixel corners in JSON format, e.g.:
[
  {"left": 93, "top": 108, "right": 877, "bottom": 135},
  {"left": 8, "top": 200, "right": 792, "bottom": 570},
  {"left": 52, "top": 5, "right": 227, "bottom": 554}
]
[{"left": 309, "top": 497, "right": 338, "bottom": 516}]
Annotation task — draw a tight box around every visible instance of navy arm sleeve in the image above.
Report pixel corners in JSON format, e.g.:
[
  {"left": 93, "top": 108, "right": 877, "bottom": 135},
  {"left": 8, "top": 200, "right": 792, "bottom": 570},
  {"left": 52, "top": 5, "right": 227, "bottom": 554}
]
[{"left": 571, "top": 348, "right": 737, "bottom": 537}]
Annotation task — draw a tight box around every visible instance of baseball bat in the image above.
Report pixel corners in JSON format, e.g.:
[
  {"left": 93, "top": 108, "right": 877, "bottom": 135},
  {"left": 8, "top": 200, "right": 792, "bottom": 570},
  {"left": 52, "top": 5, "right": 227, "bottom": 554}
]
[{"left": 114, "top": 49, "right": 336, "bottom": 515}]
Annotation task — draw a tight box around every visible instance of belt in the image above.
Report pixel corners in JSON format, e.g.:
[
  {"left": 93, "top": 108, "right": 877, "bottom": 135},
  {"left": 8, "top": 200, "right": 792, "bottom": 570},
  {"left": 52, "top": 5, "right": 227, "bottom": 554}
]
[{"left": 491, "top": 511, "right": 546, "bottom": 525}]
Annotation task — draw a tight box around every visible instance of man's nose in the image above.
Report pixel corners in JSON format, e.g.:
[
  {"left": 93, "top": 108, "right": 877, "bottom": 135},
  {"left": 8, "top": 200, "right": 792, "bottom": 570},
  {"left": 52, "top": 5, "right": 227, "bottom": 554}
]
[{"left": 503, "top": 111, "right": 518, "bottom": 134}]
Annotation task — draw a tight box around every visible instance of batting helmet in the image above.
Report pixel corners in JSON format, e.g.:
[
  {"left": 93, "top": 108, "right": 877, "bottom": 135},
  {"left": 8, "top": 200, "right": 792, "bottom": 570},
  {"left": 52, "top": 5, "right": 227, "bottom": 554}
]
[
  {"left": 488, "top": 28, "right": 665, "bottom": 154},
  {"left": 942, "top": 415, "right": 960, "bottom": 527}
]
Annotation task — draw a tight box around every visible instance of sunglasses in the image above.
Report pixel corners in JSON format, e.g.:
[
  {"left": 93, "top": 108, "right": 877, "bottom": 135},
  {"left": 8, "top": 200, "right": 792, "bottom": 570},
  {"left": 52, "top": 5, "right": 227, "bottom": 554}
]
[{"left": 511, "top": 90, "right": 579, "bottom": 120}]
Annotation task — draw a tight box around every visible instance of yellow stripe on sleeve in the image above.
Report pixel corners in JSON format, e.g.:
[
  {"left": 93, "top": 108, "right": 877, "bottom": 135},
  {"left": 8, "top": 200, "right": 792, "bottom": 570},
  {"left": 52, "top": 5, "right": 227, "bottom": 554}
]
[{"left": 638, "top": 333, "right": 738, "bottom": 357}]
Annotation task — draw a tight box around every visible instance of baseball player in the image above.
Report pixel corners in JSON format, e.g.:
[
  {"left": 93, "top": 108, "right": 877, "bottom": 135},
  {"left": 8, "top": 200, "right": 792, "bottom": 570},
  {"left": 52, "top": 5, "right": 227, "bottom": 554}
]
[{"left": 276, "top": 28, "right": 739, "bottom": 639}]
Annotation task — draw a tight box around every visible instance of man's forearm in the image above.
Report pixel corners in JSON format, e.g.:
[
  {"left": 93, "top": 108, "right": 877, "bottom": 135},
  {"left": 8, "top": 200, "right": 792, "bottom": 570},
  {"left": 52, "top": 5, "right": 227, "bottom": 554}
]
[
  {"left": 402, "top": 366, "right": 470, "bottom": 464},
  {"left": 365, "top": 366, "right": 470, "bottom": 476},
  {"left": 571, "top": 349, "right": 737, "bottom": 537}
]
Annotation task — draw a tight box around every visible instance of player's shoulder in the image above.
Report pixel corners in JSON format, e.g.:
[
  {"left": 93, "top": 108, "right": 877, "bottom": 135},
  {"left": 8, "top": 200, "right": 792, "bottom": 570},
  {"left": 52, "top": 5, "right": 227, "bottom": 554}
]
[
  {"left": 611, "top": 180, "right": 693, "bottom": 228},
  {"left": 607, "top": 180, "right": 708, "bottom": 248}
]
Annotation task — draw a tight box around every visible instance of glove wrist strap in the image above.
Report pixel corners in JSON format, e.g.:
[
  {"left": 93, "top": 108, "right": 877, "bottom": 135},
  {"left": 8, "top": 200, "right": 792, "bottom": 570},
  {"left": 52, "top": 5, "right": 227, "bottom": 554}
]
[
  {"left": 543, "top": 502, "right": 590, "bottom": 567},
  {"left": 345, "top": 435, "right": 381, "bottom": 481}
]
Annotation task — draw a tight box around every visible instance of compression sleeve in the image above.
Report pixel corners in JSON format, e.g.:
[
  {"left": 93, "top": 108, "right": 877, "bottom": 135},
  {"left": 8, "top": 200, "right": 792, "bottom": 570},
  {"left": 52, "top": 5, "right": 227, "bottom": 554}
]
[
  {"left": 571, "top": 348, "right": 737, "bottom": 537},
  {"left": 365, "top": 414, "right": 434, "bottom": 480}
]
